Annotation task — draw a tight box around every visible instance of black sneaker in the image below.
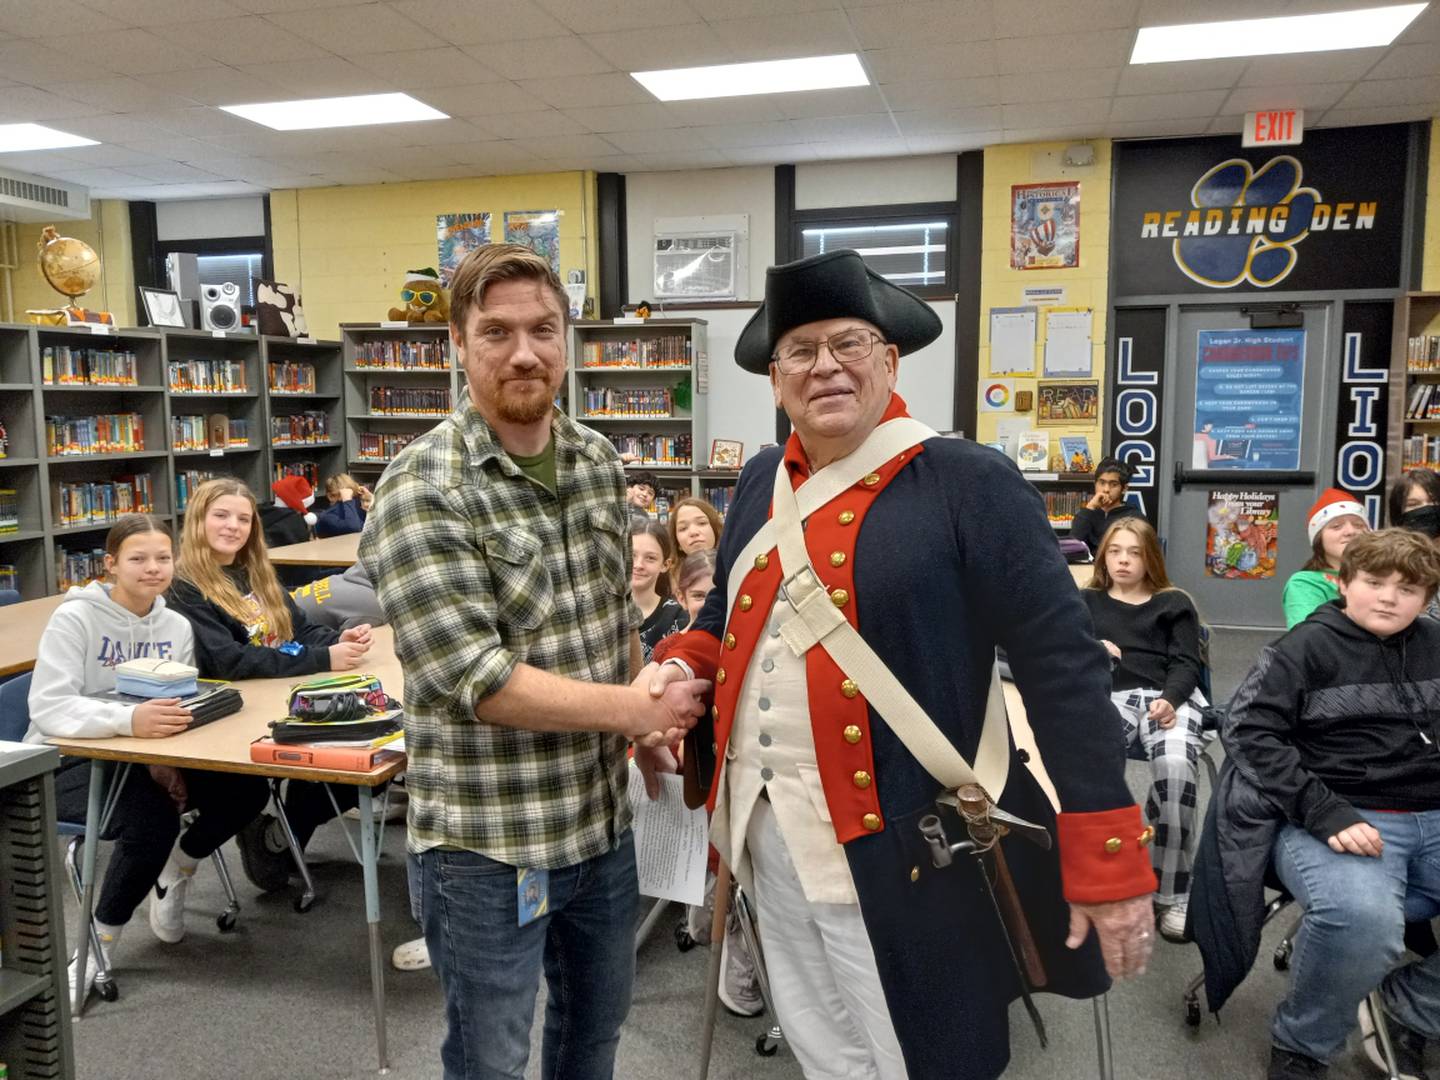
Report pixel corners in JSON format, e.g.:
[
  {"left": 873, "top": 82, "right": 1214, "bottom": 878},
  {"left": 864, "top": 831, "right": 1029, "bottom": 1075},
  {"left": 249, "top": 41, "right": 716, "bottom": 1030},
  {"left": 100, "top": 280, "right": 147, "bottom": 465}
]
[
  {"left": 1268, "top": 1046, "right": 1328, "bottom": 1079},
  {"left": 1358, "top": 997, "right": 1431, "bottom": 1080},
  {"left": 236, "top": 815, "right": 291, "bottom": 893}
]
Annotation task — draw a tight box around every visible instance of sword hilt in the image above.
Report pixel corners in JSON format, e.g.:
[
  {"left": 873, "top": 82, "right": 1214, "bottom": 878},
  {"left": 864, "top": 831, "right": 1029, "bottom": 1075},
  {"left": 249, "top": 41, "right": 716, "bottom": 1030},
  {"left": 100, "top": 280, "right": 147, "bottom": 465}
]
[{"left": 936, "top": 785, "right": 1053, "bottom": 852}]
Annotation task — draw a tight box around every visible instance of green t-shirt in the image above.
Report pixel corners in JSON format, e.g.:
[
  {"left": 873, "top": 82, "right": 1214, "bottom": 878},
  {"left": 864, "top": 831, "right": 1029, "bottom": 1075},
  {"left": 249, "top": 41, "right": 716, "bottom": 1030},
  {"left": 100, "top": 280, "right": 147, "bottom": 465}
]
[
  {"left": 1282, "top": 568, "right": 1339, "bottom": 629},
  {"left": 511, "top": 437, "right": 557, "bottom": 494}
]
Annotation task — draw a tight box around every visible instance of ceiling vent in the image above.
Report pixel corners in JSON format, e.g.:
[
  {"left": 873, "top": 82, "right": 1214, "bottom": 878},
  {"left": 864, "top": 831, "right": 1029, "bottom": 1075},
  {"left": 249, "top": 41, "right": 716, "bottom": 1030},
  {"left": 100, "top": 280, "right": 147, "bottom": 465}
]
[{"left": 0, "top": 166, "right": 91, "bottom": 223}]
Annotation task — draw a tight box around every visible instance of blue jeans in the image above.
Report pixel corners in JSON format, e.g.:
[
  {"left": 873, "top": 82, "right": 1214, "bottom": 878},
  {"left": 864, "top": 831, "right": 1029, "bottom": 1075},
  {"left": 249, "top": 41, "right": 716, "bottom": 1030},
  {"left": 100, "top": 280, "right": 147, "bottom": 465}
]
[
  {"left": 1271, "top": 812, "right": 1440, "bottom": 1062},
  {"left": 416, "top": 833, "right": 638, "bottom": 1080}
]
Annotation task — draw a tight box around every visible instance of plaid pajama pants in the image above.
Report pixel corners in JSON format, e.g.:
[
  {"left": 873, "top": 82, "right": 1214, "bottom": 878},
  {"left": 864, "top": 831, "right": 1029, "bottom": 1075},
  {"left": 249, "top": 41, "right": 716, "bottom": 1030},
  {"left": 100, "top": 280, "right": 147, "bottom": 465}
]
[{"left": 1111, "top": 688, "right": 1206, "bottom": 907}]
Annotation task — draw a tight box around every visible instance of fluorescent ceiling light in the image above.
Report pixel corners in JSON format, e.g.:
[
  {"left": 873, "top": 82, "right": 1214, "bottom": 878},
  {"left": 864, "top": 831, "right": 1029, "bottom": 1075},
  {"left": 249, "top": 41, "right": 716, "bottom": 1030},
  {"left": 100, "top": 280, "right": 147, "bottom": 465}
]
[
  {"left": 219, "top": 92, "right": 447, "bottom": 131},
  {"left": 631, "top": 53, "right": 868, "bottom": 102},
  {"left": 1131, "top": 3, "right": 1427, "bottom": 63},
  {"left": 0, "top": 123, "right": 99, "bottom": 152}
]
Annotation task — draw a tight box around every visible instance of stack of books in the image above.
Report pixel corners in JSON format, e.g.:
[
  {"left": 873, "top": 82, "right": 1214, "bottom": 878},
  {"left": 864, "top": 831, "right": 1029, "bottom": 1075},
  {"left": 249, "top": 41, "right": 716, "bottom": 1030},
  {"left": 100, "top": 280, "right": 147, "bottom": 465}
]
[{"left": 46, "top": 413, "right": 145, "bottom": 455}]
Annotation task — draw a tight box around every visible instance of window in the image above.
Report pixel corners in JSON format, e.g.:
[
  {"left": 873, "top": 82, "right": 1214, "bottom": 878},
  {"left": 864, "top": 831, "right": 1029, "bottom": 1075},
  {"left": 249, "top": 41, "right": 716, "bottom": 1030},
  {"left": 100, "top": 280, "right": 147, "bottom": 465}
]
[
  {"left": 197, "top": 251, "right": 264, "bottom": 308},
  {"left": 790, "top": 201, "right": 958, "bottom": 297}
]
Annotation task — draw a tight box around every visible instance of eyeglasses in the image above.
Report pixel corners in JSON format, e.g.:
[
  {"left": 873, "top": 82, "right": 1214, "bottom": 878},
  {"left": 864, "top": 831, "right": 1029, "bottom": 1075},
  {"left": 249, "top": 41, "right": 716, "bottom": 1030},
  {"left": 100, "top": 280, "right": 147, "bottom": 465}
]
[
  {"left": 772, "top": 329, "right": 886, "bottom": 375},
  {"left": 401, "top": 289, "right": 437, "bottom": 305}
]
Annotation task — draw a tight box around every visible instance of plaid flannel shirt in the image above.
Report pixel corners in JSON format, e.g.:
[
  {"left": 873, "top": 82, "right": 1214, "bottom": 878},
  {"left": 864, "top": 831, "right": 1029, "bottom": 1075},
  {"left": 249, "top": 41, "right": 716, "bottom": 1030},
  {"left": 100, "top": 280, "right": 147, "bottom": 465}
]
[{"left": 360, "top": 404, "right": 639, "bottom": 869}]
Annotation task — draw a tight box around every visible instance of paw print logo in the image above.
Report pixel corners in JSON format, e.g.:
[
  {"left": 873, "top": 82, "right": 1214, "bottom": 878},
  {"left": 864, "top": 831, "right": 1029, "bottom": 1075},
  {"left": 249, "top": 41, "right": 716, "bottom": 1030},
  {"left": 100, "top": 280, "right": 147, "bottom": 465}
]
[{"left": 1175, "top": 156, "right": 1319, "bottom": 289}]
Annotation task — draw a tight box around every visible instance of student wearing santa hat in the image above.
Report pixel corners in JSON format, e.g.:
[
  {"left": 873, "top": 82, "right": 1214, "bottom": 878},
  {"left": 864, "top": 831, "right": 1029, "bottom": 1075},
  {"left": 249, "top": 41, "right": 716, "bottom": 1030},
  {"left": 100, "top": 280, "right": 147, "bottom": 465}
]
[
  {"left": 1282, "top": 489, "right": 1371, "bottom": 629},
  {"left": 262, "top": 474, "right": 318, "bottom": 549}
]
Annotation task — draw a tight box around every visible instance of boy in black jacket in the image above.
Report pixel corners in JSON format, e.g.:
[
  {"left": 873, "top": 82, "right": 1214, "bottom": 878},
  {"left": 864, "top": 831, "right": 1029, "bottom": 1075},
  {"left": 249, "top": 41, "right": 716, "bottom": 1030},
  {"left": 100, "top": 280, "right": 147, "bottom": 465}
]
[
  {"left": 1223, "top": 529, "right": 1440, "bottom": 1080},
  {"left": 1069, "top": 457, "right": 1140, "bottom": 556}
]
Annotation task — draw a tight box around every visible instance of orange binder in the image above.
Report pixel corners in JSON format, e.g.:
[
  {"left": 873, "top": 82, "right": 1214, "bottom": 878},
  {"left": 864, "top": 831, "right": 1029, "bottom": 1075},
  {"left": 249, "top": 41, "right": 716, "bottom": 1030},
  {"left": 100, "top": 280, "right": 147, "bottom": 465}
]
[{"left": 250, "top": 737, "right": 401, "bottom": 772}]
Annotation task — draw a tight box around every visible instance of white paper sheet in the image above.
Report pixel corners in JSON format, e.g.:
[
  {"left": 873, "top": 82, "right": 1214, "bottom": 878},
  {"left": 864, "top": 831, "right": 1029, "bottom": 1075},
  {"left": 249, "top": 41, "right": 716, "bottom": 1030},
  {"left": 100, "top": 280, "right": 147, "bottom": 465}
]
[
  {"left": 1043, "top": 309, "right": 1093, "bottom": 377},
  {"left": 989, "top": 307, "right": 1037, "bottom": 375},
  {"left": 627, "top": 766, "right": 709, "bottom": 905}
]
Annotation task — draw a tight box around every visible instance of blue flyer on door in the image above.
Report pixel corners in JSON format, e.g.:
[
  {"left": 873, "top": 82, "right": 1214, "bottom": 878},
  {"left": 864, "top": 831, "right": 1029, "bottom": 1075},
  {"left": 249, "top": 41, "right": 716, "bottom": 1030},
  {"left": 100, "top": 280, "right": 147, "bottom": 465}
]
[{"left": 1192, "top": 329, "right": 1305, "bottom": 471}]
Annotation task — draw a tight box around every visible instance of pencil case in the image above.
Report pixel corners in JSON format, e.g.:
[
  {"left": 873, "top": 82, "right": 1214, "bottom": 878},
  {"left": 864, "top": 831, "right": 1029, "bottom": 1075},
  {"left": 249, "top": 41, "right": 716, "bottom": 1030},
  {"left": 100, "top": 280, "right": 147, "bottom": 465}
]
[{"left": 115, "top": 658, "right": 199, "bottom": 699}]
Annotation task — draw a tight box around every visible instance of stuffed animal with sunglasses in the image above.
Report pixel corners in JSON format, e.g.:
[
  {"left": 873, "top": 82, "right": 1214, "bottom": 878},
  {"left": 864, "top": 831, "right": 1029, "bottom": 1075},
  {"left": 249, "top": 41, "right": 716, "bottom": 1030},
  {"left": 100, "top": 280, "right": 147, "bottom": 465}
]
[{"left": 388, "top": 267, "right": 450, "bottom": 324}]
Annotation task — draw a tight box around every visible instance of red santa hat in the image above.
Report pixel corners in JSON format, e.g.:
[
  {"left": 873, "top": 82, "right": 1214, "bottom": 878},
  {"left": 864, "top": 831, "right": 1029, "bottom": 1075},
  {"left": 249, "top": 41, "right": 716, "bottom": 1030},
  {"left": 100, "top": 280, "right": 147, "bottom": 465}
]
[
  {"left": 1307, "top": 488, "right": 1366, "bottom": 545},
  {"left": 272, "top": 475, "right": 318, "bottom": 526}
]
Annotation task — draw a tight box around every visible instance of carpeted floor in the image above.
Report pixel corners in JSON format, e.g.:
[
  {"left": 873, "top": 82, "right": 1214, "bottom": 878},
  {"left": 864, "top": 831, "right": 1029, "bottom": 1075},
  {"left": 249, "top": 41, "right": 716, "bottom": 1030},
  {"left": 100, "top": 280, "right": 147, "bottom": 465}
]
[{"left": 58, "top": 627, "right": 1412, "bottom": 1080}]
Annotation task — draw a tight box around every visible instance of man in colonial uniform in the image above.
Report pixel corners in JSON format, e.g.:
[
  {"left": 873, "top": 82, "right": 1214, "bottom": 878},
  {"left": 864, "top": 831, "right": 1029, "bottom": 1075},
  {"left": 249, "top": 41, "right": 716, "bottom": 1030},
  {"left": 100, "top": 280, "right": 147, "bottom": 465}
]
[{"left": 647, "top": 251, "right": 1157, "bottom": 1079}]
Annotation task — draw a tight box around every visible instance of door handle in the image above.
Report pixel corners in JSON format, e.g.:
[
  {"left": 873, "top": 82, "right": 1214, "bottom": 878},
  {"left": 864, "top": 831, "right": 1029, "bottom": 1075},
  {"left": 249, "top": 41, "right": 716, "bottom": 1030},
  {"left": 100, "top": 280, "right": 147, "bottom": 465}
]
[{"left": 1173, "top": 463, "right": 1315, "bottom": 494}]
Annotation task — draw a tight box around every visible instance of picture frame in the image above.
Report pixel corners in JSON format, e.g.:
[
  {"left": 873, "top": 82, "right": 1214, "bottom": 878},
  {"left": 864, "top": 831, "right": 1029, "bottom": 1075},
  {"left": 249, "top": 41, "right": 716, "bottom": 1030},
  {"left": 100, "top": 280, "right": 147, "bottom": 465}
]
[
  {"left": 1036, "top": 381, "right": 1100, "bottom": 426},
  {"left": 139, "top": 286, "right": 187, "bottom": 328},
  {"left": 709, "top": 439, "right": 743, "bottom": 470}
]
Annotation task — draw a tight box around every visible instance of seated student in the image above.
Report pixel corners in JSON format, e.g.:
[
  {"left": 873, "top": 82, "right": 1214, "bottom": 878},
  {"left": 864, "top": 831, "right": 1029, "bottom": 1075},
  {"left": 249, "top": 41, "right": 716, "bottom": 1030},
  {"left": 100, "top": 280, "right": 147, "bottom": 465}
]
[
  {"left": 262, "top": 474, "right": 317, "bottom": 549},
  {"left": 1389, "top": 467, "right": 1440, "bottom": 537},
  {"left": 632, "top": 520, "right": 687, "bottom": 663},
  {"left": 1282, "top": 489, "right": 1370, "bottom": 629},
  {"left": 165, "top": 477, "right": 373, "bottom": 894},
  {"left": 1068, "top": 457, "right": 1140, "bottom": 556},
  {"left": 290, "top": 561, "right": 385, "bottom": 631},
  {"left": 669, "top": 495, "right": 723, "bottom": 558},
  {"left": 1201, "top": 529, "right": 1440, "bottom": 1080},
  {"left": 626, "top": 470, "right": 658, "bottom": 522},
  {"left": 26, "top": 514, "right": 269, "bottom": 996},
  {"left": 314, "top": 473, "right": 372, "bottom": 538},
  {"left": 1080, "top": 516, "right": 1205, "bottom": 942}
]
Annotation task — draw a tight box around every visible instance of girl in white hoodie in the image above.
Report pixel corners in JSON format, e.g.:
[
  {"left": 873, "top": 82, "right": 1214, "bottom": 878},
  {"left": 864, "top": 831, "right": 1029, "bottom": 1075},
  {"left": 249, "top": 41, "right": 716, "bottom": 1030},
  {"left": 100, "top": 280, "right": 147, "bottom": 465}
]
[{"left": 27, "top": 514, "right": 269, "bottom": 997}]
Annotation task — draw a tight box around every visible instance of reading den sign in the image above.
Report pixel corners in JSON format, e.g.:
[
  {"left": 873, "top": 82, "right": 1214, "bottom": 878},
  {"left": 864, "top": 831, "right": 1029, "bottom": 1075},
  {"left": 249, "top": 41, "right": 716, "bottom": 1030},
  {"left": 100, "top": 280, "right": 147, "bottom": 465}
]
[{"left": 1112, "top": 124, "right": 1411, "bottom": 297}]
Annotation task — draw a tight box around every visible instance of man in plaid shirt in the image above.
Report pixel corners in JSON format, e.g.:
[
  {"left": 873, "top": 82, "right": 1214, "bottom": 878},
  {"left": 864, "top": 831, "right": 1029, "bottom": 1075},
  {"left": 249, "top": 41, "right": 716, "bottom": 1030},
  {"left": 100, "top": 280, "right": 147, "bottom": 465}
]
[{"left": 362, "top": 244, "right": 709, "bottom": 1080}]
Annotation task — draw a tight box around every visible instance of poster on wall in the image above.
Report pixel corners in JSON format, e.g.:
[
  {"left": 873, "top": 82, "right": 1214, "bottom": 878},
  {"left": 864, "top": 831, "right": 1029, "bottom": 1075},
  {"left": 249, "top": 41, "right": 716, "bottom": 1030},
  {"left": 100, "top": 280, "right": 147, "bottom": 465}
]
[
  {"left": 980, "top": 379, "right": 1016, "bottom": 412},
  {"left": 1192, "top": 328, "right": 1304, "bottom": 470},
  {"left": 1205, "top": 489, "right": 1279, "bottom": 579},
  {"left": 436, "top": 213, "right": 491, "bottom": 286},
  {"left": 504, "top": 210, "right": 560, "bottom": 275},
  {"left": 1037, "top": 381, "right": 1099, "bottom": 425},
  {"left": 1011, "top": 182, "right": 1080, "bottom": 270}
]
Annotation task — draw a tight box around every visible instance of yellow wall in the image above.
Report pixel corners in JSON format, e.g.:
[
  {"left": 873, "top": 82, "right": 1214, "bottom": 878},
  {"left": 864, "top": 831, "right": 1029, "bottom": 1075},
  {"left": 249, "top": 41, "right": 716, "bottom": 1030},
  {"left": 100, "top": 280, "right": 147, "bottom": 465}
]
[
  {"left": 10, "top": 199, "right": 136, "bottom": 326},
  {"left": 1424, "top": 117, "right": 1440, "bottom": 292},
  {"left": 270, "top": 172, "right": 599, "bottom": 341},
  {"left": 976, "top": 142, "right": 1112, "bottom": 468}
]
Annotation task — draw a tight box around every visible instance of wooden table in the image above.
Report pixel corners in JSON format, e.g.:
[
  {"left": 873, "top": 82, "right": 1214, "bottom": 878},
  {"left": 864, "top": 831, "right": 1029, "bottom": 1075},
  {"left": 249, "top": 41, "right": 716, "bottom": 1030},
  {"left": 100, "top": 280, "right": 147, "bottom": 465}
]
[
  {"left": 49, "top": 626, "right": 405, "bottom": 1072},
  {"left": 0, "top": 595, "right": 66, "bottom": 676},
  {"left": 267, "top": 533, "right": 361, "bottom": 567}
]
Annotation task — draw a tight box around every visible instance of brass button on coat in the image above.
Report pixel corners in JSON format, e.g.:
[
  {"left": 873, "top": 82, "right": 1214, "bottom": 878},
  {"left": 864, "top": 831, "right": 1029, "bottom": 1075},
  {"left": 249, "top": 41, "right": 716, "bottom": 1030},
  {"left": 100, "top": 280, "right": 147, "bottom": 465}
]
[
  {"left": 843, "top": 724, "right": 863, "bottom": 744},
  {"left": 838, "top": 510, "right": 856, "bottom": 525},
  {"left": 862, "top": 813, "right": 881, "bottom": 831},
  {"left": 739, "top": 594, "right": 753, "bottom": 611},
  {"left": 910, "top": 867, "right": 920, "bottom": 883},
  {"left": 716, "top": 668, "right": 727, "bottom": 685},
  {"left": 1138, "top": 826, "right": 1155, "bottom": 847},
  {"left": 840, "top": 678, "right": 859, "bottom": 699},
  {"left": 852, "top": 770, "right": 872, "bottom": 789},
  {"left": 754, "top": 553, "right": 769, "bottom": 571},
  {"left": 724, "top": 633, "right": 736, "bottom": 649},
  {"left": 862, "top": 472, "right": 880, "bottom": 486},
  {"left": 830, "top": 589, "right": 849, "bottom": 608},
  {"left": 1104, "top": 837, "right": 1123, "bottom": 854},
  {"left": 830, "top": 551, "right": 846, "bottom": 568}
]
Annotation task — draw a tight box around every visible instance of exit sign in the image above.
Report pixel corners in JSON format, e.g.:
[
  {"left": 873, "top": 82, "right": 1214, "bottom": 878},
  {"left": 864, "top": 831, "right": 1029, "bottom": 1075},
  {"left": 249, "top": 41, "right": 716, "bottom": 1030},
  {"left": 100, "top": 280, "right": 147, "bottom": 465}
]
[{"left": 1243, "top": 109, "right": 1304, "bottom": 147}]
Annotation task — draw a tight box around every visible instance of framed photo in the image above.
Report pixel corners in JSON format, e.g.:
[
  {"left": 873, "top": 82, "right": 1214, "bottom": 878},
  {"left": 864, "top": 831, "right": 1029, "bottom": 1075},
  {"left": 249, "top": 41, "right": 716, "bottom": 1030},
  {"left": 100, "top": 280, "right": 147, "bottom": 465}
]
[
  {"left": 139, "top": 286, "right": 187, "bottom": 328},
  {"left": 709, "top": 439, "right": 743, "bottom": 470},
  {"left": 1036, "top": 381, "right": 1099, "bottom": 426},
  {"left": 1011, "top": 181, "right": 1080, "bottom": 271}
]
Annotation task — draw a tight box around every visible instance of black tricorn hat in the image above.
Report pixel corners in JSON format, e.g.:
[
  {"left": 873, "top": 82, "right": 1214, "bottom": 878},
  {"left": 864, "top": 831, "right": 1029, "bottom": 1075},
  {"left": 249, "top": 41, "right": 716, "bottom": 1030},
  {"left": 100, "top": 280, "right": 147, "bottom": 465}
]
[{"left": 734, "top": 249, "right": 942, "bottom": 374}]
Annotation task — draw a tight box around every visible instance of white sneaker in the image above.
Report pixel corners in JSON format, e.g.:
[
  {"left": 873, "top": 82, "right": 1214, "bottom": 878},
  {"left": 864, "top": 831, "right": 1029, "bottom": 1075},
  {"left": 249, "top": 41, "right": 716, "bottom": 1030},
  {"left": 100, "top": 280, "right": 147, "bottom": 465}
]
[
  {"left": 391, "top": 936, "right": 430, "bottom": 971},
  {"left": 148, "top": 871, "right": 191, "bottom": 944},
  {"left": 67, "top": 930, "right": 116, "bottom": 999},
  {"left": 1158, "top": 900, "right": 1189, "bottom": 943}
]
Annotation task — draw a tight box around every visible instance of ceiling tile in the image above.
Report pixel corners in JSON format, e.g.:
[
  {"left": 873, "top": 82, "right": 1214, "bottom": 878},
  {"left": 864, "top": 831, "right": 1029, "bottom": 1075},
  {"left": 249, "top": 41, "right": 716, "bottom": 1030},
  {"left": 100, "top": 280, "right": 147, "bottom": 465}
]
[
  {"left": 532, "top": 0, "right": 702, "bottom": 34},
  {"left": 523, "top": 154, "right": 623, "bottom": 171},
  {"left": 699, "top": 0, "right": 838, "bottom": 13},
  {"left": 603, "top": 128, "right": 712, "bottom": 154},
  {"left": 771, "top": 86, "right": 890, "bottom": 120},
  {"left": 118, "top": 134, "right": 230, "bottom": 160},
  {"left": 661, "top": 96, "right": 784, "bottom": 125},
  {"left": 34, "top": 28, "right": 215, "bottom": 76},
  {"left": 1393, "top": 3, "right": 1440, "bottom": 43},
  {"left": 44, "top": 76, "right": 185, "bottom": 111},
  {"left": 515, "top": 72, "right": 654, "bottom": 108},
  {"left": 36, "top": 144, "right": 167, "bottom": 168},
  {"left": 845, "top": 1, "right": 993, "bottom": 48},
  {"left": 444, "top": 139, "right": 544, "bottom": 166},
  {"left": 510, "top": 133, "right": 623, "bottom": 158},
  {"left": 42, "top": 166, "right": 150, "bottom": 187},
  {"left": 1206, "top": 114, "right": 1244, "bottom": 135},
  {"left": 879, "top": 78, "right": 1000, "bottom": 111},
  {"left": 1335, "top": 76, "right": 1440, "bottom": 110},
  {"left": 58, "top": 114, "right": 174, "bottom": 143},
  {"left": 148, "top": 15, "right": 332, "bottom": 65},
  {"left": 297, "top": 117, "right": 495, "bottom": 149},
  {"left": 1136, "top": 0, "right": 1278, "bottom": 22},
  {"left": 1001, "top": 97, "right": 1112, "bottom": 129},
  {"left": 475, "top": 36, "right": 614, "bottom": 80},
  {"left": 722, "top": 142, "right": 819, "bottom": 163},
  {"left": 995, "top": 0, "right": 1138, "bottom": 37},
  {"left": 1221, "top": 82, "right": 1351, "bottom": 113},
  {"left": 695, "top": 119, "right": 804, "bottom": 147},
  {"left": 123, "top": 160, "right": 228, "bottom": 183},
  {"left": 1108, "top": 88, "right": 1229, "bottom": 122},
  {"left": 1317, "top": 104, "right": 1434, "bottom": 128},
  {"left": 1105, "top": 116, "right": 1214, "bottom": 139},
  {"left": 998, "top": 68, "right": 1119, "bottom": 104},
  {"left": 788, "top": 113, "right": 899, "bottom": 142},
  {"left": 79, "top": 0, "right": 248, "bottom": 26},
  {"left": 0, "top": 150, "right": 88, "bottom": 174},
  {"left": 1236, "top": 49, "right": 1385, "bottom": 87},
  {"left": 266, "top": 3, "right": 439, "bottom": 54},
  {"left": 0, "top": 86, "right": 104, "bottom": 122},
  {"left": 386, "top": 0, "right": 570, "bottom": 44},
  {"left": 0, "top": 0, "right": 127, "bottom": 36},
  {"left": 134, "top": 64, "right": 284, "bottom": 106},
  {"left": 707, "top": 10, "right": 857, "bottom": 61},
  {"left": 478, "top": 110, "right": 592, "bottom": 138},
  {"left": 316, "top": 167, "right": 410, "bottom": 184},
  {"left": 903, "top": 131, "right": 999, "bottom": 154},
  {"left": 358, "top": 48, "right": 503, "bottom": 89},
  {"left": 624, "top": 149, "right": 731, "bottom": 169},
  {"left": 996, "top": 30, "right": 1132, "bottom": 74},
  {"left": 1116, "top": 58, "right": 1247, "bottom": 95},
  {"left": 1360, "top": 43, "right": 1440, "bottom": 81},
  {"left": 1003, "top": 122, "right": 1112, "bottom": 143},
  {"left": 865, "top": 41, "right": 998, "bottom": 83},
  {"left": 892, "top": 106, "right": 1002, "bottom": 135},
  {"left": 805, "top": 136, "right": 910, "bottom": 159},
  {"left": 414, "top": 82, "right": 552, "bottom": 117},
  {"left": 0, "top": 40, "right": 79, "bottom": 85},
  {"left": 184, "top": 153, "right": 314, "bottom": 181},
  {"left": 561, "top": 103, "right": 679, "bottom": 132},
  {"left": 122, "top": 107, "right": 260, "bottom": 137},
  {"left": 588, "top": 22, "right": 732, "bottom": 68},
  {"left": 236, "top": 55, "right": 390, "bottom": 96},
  {"left": 198, "top": 130, "right": 325, "bottom": 155}
]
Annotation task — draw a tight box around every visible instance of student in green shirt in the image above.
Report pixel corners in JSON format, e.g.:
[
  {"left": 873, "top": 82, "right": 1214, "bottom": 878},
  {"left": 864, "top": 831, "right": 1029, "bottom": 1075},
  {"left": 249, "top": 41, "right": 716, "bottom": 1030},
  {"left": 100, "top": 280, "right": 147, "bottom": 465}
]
[{"left": 1282, "top": 489, "right": 1370, "bottom": 628}]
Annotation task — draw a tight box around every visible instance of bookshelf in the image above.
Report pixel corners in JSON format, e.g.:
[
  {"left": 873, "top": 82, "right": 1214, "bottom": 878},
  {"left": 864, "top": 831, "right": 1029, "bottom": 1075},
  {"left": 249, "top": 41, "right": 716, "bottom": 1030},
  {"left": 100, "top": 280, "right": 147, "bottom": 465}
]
[
  {"left": 341, "top": 324, "right": 458, "bottom": 477},
  {"left": 262, "top": 335, "right": 344, "bottom": 494},
  {"left": 568, "top": 319, "right": 708, "bottom": 502},
  {"left": 0, "top": 325, "right": 44, "bottom": 598},
  {"left": 1389, "top": 292, "right": 1440, "bottom": 480},
  {"left": 1022, "top": 472, "right": 1095, "bottom": 533}
]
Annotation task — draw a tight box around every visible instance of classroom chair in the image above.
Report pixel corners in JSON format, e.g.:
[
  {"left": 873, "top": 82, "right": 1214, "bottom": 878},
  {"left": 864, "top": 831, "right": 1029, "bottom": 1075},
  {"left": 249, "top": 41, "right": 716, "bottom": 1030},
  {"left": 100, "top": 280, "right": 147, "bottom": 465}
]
[
  {"left": 0, "top": 588, "right": 20, "bottom": 606},
  {"left": 0, "top": 672, "right": 243, "bottom": 1006}
]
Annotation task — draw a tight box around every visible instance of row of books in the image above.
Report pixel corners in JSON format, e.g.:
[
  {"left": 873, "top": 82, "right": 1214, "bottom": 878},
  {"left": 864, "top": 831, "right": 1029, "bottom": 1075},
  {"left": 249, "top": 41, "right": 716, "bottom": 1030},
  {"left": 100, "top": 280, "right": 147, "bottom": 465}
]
[
  {"left": 0, "top": 488, "right": 17, "bottom": 533},
  {"left": 176, "top": 470, "right": 217, "bottom": 511},
  {"left": 354, "top": 341, "right": 448, "bottom": 369},
  {"left": 1041, "top": 489, "right": 1087, "bottom": 526},
  {"left": 56, "top": 545, "right": 106, "bottom": 591},
  {"left": 168, "top": 359, "right": 248, "bottom": 394},
  {"left": 701, "top": 484, "right": 736, "bottom": 517},
  {"left": 53, "top": 475, "right": 155, "bottom": 528},
  {"left": 172, "top": 414, "right": 249, "bottom": 451},
  {"left": 580, "top": 337, "right": 692, "bottom": 368},
  {"left": 47, "top": 413, "right": 145, "bottom": 456},
  {"left": 274, "top": 460, "right": 320, "bottom": 487},
  {"left": 369, "top": 386, "right": 451, "bottom": 415},
  {"left": 0, "top": 564, "right": 15, "bottom": 592},
  {"left": 581, "top": 387, "right": 674, "bottom": 418},
  {"left": 0, "top": 419, "right": 8, "bottom": 458},
  {"left": 1401, "top": 434, "right": 1440, "bottom": 468},
  {"left": 355, "top": 432, "right": 418, "bottom": 461},
  {"left": 603, "top": 433, "right": 693, "bottom": 466},
  {"left": 1404, "top": 381, "right": 1440, "bottom": 420},
  {"left": 42, "top": 346, "right": 140, "bottom": 386},
  {"left": 270, "top": 411, "right": 330, "bottom": 445},
  {"left": 1407, "top": 335, "right": 1440, "bottom": 368},
  {"left": 268, "top": 362, "right": 316, "bottom": 393}
]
